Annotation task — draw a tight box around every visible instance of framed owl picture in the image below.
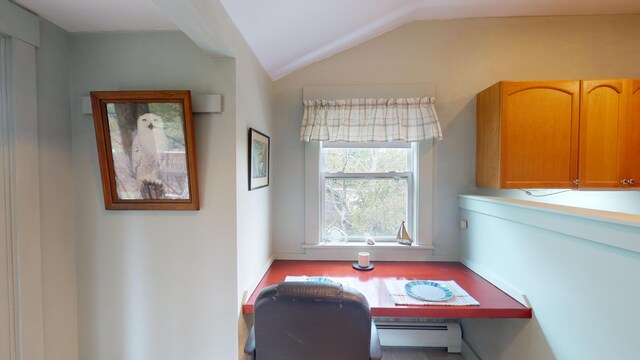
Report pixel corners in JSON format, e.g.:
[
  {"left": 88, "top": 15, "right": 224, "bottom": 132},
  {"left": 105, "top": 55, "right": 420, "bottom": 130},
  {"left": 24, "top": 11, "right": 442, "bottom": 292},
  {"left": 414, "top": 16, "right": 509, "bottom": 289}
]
[{"left": 90, "top": 90, "right": 199, "bottom": 210}]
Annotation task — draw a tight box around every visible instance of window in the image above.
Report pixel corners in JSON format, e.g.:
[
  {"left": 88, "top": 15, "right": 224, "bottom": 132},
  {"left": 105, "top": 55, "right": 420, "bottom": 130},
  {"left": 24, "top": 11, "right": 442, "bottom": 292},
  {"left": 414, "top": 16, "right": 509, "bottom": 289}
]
[
  {"left": 301, "top": 88, "right": 440, "bottom": 252},
  {"left": 320, "top": 142, "right": 415, "bottom": 243}
]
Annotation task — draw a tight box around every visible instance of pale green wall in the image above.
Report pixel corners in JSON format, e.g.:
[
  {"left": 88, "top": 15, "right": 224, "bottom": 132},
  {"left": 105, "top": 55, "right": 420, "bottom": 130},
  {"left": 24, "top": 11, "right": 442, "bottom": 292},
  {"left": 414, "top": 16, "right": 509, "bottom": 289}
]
[
  {"left": 460, "top": 197, "right": 640, "bottom": 359},
  {"left": 1, "top": 7, "right": 78, "bottom": 358},
  {"left": 68, "top": 24, "right": 275, "bottom": 359},
  {"left": 165, "top": 1, "right": 277, "bottom": 356},
  {"left": 272, "top": 15, "right": 640, "bottom": 260},
  {"left": 172, "top": 3, "right": 276, "bottom": 325},
  {"left": 70, "top": 31, "right": 241, "bottom": 360},
  {"left": 36, "top": 19, "right": 79, "bottom": 360}
]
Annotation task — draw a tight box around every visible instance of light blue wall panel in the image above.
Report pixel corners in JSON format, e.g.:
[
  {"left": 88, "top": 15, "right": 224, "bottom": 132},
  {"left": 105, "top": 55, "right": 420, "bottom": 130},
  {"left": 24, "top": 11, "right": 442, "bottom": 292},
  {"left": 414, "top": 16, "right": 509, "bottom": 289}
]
[{"left": 459, "top": 196, "right": 640, "bottom": 360}]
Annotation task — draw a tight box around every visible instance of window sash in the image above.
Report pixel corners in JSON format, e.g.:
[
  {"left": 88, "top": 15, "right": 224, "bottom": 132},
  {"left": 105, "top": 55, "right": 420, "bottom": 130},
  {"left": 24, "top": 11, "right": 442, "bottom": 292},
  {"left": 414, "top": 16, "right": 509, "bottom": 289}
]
[
  {"left": 322, "top": 141, "right": 411, "bottom": 149},
  {"left": 321, "top": 171, "right": 414, "bottom": 242},
  {"left": 323, "top": 171, "right": 412, "bottom": 178},
  {"left": 319, "top": 142, "right": 417, "bottom": 244},
  {"left": 320, "top": 142, "right": 415, "bottom": 174}
]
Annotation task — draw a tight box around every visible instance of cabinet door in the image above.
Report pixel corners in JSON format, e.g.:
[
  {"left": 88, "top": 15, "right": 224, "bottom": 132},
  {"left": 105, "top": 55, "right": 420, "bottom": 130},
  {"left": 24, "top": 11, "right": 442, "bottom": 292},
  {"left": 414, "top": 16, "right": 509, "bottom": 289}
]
[
  {"left": 578, "top": 80, "right": 627, "bottom": 188},
  {"left": 501, "top": 81, "right": 580, "bottom": 188},
  {"left": 623, "top": 80, "right": 640, "bottom": 188}
]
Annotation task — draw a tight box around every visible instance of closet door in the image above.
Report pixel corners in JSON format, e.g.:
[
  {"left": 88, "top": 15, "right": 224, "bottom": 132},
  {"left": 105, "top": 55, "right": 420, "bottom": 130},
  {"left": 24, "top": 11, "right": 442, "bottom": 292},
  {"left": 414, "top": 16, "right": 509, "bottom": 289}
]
[
  {"left": 0, "top": 35, "right": 15, "bottom": 360},
  {"left": 0, "top": 140, "right": 13, "bottom": 360},
  {"left": 578, "top": 79, "right": 627, "bottom": 188}
]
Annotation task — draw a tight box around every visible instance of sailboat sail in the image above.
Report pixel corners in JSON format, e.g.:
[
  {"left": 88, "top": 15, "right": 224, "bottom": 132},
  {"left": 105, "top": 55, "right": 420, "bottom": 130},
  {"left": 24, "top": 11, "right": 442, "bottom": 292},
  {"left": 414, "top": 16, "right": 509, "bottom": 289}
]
[{"left": 396, "top": 221, "right": 413, "bottom": 246}]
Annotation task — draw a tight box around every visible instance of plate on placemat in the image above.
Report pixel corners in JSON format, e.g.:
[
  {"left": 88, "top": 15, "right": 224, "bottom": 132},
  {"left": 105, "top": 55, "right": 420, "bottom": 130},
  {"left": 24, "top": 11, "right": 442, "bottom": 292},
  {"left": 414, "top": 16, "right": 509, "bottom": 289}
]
[{"left": 405, "top": 280, "right": 453, "bottom": 301}]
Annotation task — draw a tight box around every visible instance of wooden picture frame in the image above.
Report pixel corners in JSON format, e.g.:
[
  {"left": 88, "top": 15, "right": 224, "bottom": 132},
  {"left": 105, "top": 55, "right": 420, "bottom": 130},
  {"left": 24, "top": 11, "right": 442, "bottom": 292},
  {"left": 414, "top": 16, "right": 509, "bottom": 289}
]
[
  {"left": 90, "top": 90, "right": 199, "bottom": 210},
  {"left": 248, "top": 128, "right": 270, "bottom": 190}
]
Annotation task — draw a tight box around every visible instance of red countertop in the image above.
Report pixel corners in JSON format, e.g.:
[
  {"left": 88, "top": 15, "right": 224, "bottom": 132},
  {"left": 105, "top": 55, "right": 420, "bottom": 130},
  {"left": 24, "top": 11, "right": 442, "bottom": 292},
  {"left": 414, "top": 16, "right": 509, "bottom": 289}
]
[{"left": 243, "top": 260, "right": 532, "bottom": 319}]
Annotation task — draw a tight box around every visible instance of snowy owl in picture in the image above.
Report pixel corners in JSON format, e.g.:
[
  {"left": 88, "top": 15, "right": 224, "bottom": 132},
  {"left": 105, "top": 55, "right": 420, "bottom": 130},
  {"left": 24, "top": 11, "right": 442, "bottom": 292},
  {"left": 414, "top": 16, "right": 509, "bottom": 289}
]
[{"left": 131, "top": 113, "right": 168, "bottom": 192}]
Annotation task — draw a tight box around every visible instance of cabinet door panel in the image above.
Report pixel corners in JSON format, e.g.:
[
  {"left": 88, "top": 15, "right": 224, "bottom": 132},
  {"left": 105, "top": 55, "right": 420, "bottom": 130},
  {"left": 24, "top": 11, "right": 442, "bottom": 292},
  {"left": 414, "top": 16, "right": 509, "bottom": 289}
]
[
  {"left": 579, "top": 80, "right": 626, "bottom": 188},
  {"left": 501, "top": 82, "right": 580, "bottom": 188},
  {"left": 625, "top": 80, "right": 640, "bottom": 187}
]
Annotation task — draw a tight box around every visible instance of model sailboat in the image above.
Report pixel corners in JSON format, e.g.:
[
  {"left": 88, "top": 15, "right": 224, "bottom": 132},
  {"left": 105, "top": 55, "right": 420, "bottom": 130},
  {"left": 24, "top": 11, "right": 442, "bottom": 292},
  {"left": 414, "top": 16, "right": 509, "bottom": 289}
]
[{"left": 396, "top": 221, "right": 413, "bottom": 246}]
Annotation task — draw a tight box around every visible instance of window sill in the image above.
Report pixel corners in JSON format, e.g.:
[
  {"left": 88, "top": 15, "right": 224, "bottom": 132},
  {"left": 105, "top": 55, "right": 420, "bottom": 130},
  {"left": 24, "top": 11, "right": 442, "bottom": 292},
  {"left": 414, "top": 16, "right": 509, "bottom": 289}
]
[
  {"left": 283, "top": 243, "right": 435, "bottom": 262},
  {"left": 303, "top": 243, "right": 434, "bottom": 250}
]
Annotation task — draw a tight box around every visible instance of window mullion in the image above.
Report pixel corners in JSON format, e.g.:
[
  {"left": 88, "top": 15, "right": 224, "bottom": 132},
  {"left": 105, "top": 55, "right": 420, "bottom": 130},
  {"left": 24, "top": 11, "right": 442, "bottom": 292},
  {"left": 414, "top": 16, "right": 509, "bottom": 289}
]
[{"left": 323, "top": 172, "right": 412, "bottom": 178}]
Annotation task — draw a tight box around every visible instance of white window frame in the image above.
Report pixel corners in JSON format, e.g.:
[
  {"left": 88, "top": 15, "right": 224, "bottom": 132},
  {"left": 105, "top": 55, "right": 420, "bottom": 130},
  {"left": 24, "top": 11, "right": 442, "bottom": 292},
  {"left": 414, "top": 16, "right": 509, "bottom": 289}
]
[
  {"left": 305, "top": 139, "right": 435, "bottom": 251},
  {"left": 319, "top": 141, "right": 416, "bottom": 243},
  {"left": 300, "top": 84, "right": 436, "bottom": 260}
]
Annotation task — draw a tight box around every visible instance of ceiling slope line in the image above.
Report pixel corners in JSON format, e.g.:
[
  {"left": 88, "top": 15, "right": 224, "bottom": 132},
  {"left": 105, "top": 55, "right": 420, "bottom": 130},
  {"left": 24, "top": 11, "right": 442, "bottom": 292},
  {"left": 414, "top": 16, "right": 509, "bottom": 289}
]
[
  {"left": 152, "top": 0, "right": 233, "bottom": 58},
  {"left": 270, "top": 1, "right": 422, "bottom": 80}
]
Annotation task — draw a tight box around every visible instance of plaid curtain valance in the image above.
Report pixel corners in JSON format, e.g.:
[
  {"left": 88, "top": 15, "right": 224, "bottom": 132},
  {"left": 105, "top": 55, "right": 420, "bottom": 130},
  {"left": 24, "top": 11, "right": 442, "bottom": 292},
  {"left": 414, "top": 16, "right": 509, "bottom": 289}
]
[{"left": 300, "top": 97, "right": 443, "bottom": 142}]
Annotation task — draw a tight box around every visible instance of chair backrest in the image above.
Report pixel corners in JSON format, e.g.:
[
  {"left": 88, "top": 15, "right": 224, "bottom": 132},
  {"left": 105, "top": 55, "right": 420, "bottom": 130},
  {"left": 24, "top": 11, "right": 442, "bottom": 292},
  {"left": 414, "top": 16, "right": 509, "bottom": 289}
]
[{"left": 254, "top": 281, "right": 372, "bottom": 360}]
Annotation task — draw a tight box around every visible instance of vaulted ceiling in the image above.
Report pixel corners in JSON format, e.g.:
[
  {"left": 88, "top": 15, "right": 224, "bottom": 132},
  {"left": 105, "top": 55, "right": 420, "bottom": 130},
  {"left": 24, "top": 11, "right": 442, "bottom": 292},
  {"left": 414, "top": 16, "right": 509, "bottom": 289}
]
[{"left": 11, "top": 0, "right": 640, "bottom": 79}]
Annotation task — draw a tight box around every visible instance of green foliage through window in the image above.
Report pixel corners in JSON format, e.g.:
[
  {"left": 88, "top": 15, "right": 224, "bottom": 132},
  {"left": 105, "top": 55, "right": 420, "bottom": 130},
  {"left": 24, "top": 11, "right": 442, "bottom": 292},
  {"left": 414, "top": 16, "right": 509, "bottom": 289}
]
[{"left": 322, "top": 145, "right": 413, "bottom": 242}]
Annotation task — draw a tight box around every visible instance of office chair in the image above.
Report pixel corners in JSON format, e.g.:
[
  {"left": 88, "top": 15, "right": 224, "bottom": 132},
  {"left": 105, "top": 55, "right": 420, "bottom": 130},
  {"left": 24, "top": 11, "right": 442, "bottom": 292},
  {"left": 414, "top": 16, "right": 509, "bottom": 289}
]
[{"left": 244, "top": 281, "right": 382, "bottom": 360}]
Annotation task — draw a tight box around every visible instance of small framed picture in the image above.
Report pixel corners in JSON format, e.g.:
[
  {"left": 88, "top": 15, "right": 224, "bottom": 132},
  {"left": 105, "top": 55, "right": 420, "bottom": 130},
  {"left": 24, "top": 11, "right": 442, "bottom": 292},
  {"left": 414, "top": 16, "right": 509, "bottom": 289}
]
[
  {"left": 248, "top": 128, "right": 270, "bottom": 190},
  {"left": 90, "top": 90, "right": 199, "bottom": 210}
]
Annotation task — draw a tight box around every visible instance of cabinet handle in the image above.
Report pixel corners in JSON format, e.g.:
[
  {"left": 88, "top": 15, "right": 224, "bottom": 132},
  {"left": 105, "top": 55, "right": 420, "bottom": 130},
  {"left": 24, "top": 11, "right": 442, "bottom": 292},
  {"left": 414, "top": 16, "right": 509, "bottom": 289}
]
[
  {"left": 621, "top": 179, "right": 629, "bottom": 185},
  {"left": 630, "top": 179, "right": 635, "bottom": 185}
]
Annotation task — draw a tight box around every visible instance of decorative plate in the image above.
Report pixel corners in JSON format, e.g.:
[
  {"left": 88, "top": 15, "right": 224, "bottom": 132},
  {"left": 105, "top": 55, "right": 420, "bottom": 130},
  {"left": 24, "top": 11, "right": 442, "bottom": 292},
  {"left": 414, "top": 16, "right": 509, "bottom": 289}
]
[{"left": 405, "top": 280, "right": 453, "bottom": 302}]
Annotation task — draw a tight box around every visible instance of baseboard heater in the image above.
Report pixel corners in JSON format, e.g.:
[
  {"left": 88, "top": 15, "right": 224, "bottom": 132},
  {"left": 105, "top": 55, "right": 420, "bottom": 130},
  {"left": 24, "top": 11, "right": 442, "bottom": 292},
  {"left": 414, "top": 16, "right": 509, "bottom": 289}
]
[{"left": 374, "top": 320, "right": 462, "bottom": 353}]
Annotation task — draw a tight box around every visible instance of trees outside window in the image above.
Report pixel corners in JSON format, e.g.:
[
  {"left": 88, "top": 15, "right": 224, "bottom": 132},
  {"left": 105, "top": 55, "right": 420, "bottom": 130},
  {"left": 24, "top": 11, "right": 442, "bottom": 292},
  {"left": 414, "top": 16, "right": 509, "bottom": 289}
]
[{"left": 321, "top": 143, "right": 414, "bottom": 242}]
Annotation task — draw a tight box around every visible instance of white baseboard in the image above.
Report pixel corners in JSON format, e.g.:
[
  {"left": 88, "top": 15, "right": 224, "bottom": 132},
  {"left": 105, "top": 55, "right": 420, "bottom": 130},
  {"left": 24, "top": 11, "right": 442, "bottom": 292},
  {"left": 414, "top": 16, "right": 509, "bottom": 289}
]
[{"left": 242, "top": 255, "right": 274, "bottom": 304}]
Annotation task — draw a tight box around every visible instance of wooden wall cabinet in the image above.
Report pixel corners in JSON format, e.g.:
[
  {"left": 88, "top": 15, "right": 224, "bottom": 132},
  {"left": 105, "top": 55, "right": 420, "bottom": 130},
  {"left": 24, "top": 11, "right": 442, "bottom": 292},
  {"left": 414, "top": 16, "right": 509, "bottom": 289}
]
[
  {"left": 624, "top": 80, "right": 640, "bottom": 189},
  {"left": 476, "top": 81, "right": 580, "bottom": 189},
  {"left": 578, "top": 79, "right": 627, "bottom": 188},
  {"left": 476, "top": 79, "right": 639, "bottom": 189}
]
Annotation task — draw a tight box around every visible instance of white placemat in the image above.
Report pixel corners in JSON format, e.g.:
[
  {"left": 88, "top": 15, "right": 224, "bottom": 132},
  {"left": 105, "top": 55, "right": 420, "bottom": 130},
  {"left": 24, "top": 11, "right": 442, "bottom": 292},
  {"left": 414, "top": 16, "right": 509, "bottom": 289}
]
[
  {"left": 384, "top": 279, "right": 479, "bottom": 306},
  {"left": 284, "top": 275, "right": 355, "bottom": 288}
]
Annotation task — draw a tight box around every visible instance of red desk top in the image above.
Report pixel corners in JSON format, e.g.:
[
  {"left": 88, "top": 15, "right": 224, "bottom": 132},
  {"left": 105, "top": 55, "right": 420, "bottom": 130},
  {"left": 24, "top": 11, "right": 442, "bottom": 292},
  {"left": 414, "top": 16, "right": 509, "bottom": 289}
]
[{"left": 243, "top": 260, "right": 531, "bottom": 319}]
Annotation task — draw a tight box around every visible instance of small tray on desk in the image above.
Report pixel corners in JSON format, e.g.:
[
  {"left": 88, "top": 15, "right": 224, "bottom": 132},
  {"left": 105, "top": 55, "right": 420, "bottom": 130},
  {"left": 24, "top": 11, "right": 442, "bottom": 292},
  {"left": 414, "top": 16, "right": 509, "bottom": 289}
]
[{"left": 352, "top": 262, "right": 374, "bottom": 271}]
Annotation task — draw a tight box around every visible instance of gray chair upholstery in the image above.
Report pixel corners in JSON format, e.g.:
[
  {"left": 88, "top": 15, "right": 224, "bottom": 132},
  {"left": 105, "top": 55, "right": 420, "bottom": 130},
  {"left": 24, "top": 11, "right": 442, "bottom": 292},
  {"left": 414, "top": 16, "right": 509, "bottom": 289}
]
[{"left": 244, "top": 281, "right": 382, "bottom": 360}]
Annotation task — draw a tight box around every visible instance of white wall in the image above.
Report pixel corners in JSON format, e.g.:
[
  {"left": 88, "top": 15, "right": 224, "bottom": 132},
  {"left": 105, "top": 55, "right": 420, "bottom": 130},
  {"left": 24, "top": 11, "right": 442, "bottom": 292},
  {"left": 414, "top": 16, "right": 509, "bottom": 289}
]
[
  {"left": 231, "top": 26, "right": 274, "bottom": 360},
  {"left": 70, "top": 31, "right": 240, "bottom": 360},
  {"left": 459, "top": 196, "right": 640, "bottom": 360},
  {"left": 272, "top": 15, "right": 640, "bottom": 259},
  {"left": 160, "top": 1, "right": 276, "bottom": 356},
  {"left": 36, "top": 19, "right": 79, "bottom": 360}
]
